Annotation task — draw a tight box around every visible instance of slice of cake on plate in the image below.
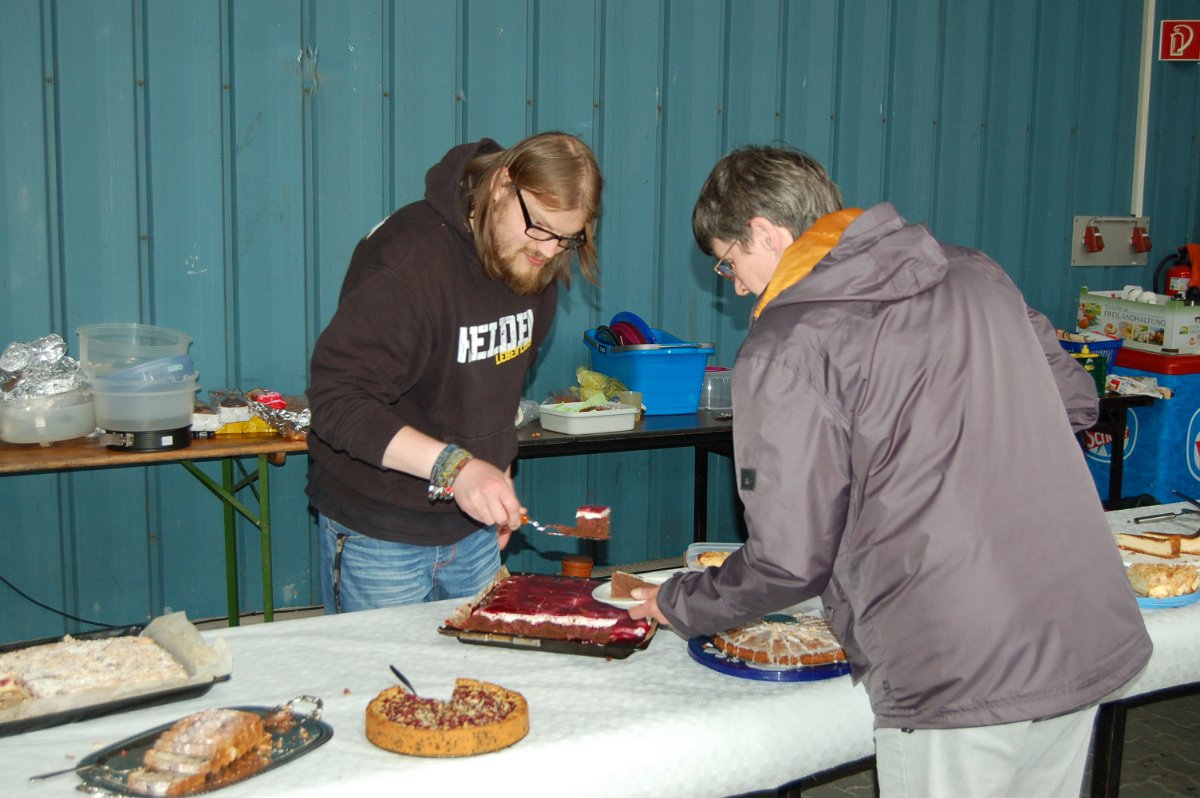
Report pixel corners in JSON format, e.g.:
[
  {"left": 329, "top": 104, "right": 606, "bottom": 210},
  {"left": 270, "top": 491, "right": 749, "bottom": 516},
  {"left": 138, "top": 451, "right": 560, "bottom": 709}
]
[{"left": 609, "top": 571, "right": 657, "bottom": 600}]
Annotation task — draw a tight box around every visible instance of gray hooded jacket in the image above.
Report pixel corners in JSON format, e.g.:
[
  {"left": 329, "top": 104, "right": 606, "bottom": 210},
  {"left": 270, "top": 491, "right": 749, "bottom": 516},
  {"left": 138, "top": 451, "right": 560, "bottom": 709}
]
[{"left": 657, "top": 203, "right": 1150, "bottom": 729}]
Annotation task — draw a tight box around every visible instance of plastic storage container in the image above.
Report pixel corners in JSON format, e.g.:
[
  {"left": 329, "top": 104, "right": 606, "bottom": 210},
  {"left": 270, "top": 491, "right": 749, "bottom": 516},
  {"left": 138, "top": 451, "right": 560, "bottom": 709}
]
[
  {"left": 0, "top": 390, "right": 96, "bottom": 445},
  {"left": 76, "top": 324, "right": 192, "bottom": 377},
  {"left": 1057, "top": 332, "right": 1123, "bottom": 370},
  {"left": 92, "top": 373, "right": 198, "bottom": 432},
  {"left": 701, "top": 366, "right": 733, "bottom": 411},
  {"left": 97, "top": 356, "right": 195, "bottom": 388},
  {"left": 537, "top": 401, "right": 638, "bottom": 434},
  {"left": 584, "top": 329, "right": 714, "bottom": 415}
]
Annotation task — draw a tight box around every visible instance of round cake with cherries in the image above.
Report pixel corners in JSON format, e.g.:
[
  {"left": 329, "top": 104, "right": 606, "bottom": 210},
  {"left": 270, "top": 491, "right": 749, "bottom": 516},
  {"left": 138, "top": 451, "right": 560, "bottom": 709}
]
[{"left": 365, "top": 679, "right": 529, "bottom": 757}]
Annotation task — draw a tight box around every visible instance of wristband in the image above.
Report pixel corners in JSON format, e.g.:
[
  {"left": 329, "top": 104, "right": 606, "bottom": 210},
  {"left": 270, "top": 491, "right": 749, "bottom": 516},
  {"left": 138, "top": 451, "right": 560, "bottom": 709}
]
[{"left": 428, "top": 444, "right": 474, "bottom": 502}]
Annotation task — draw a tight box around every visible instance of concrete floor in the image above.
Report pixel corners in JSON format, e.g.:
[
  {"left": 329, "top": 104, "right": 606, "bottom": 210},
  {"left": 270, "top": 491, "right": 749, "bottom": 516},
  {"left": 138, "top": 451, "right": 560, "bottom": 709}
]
[{"left": 773, "top": 691, "right": 1200, "bottom": 797}]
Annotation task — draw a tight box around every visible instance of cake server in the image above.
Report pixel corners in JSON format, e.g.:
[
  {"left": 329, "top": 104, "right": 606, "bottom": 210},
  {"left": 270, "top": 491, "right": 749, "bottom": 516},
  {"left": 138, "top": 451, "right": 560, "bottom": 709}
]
[
  {"left": 1171, "top": 488, "right": 1200, "bottom": 512},
  {"left": 1133, "top": 508, "right": 1198, "bottom": 523},
  {"left": 389, "top": 665, "right": 418, "bottom": 696},
  {"left": 520, "top": 512, "right": 572, "bottom": 536}
]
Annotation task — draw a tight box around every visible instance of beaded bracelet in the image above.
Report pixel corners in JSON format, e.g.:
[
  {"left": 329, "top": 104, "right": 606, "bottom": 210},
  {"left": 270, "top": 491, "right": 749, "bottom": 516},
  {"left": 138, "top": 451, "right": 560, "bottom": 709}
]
[{"left": 428, "top": 443, "right": 474, "bottom": 502}]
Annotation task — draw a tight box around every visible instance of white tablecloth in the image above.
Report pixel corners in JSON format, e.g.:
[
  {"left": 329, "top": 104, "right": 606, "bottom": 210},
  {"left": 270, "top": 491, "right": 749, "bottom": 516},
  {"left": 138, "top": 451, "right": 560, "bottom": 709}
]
[{"left": 4, "top": 508, "right": 1200, "bottom": 797}]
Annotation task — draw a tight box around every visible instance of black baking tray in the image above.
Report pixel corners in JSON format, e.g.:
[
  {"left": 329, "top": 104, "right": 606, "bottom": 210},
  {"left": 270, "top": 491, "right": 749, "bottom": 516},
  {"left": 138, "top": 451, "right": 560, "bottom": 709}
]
[
  {"left": 73, "top": 701, "right": 331, "bottom": 796},
  {"left": 0, "top": 625, "right": 229, "bottom": 738},
  {"left": 437, "top": 624, "right": 656, "bottom": 659}
]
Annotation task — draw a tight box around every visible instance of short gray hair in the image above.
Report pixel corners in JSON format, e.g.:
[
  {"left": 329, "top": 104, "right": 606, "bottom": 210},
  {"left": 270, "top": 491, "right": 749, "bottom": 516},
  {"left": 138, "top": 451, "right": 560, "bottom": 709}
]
[{"left": 692, "top": 145, "right": 842, "bottom": 255}]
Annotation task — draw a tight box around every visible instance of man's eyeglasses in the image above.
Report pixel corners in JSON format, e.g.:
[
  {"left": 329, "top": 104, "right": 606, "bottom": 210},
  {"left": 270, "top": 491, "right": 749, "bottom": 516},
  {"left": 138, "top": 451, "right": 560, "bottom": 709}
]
[
  {"left": 515, "top": 189, "right": 587, "bottom": 251},
  {"left": 713, "top": 239, "right": 738, "bottom": 281}
]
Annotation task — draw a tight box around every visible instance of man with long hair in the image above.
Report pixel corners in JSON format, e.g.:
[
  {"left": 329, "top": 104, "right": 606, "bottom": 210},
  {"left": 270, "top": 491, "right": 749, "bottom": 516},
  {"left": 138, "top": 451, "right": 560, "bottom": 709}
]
[{"left": 307, "top": 132, "right": 602, "bottom": 612}]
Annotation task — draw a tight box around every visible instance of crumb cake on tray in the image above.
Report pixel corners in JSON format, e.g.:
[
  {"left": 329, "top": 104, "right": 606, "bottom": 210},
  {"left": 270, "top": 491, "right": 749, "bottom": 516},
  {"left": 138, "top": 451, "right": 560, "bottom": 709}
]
[{"left": 442, "top": 569, "right": 656, "bottom": 657}]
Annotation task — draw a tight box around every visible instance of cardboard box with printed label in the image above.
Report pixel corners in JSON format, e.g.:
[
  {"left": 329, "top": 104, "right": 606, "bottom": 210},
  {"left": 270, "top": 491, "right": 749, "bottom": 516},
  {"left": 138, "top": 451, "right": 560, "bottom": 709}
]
[{"left": 1077, "top": 287, "right": 1200, "bottom": 354}]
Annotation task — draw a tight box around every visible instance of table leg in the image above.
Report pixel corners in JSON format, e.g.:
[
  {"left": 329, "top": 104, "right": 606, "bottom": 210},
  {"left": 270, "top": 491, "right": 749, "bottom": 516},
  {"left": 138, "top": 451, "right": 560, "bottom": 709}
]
[
  {"left": 1089, "top": 701, "right": 1125, "bottom": 797},
  {"left": 257, "top": 454, "right": 274, "bottom": 623},
  {"left": 223, "top": 458, "right": 240, "bottom": 626},
  {"left": 694, "top": 447, "right": 708, "bottom": 543},
  {"left": 180, "top": 454, "right": 279, "bottom": 625},
  {"left": 1106, "top": 408, "right": 1127, "bottom": 510}
]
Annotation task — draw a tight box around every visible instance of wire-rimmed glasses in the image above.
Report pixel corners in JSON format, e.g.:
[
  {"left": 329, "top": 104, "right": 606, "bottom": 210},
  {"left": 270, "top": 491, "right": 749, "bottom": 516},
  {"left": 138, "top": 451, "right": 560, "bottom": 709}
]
[{"left": 712, "top": 238, "right": 738, "bottom": 281}]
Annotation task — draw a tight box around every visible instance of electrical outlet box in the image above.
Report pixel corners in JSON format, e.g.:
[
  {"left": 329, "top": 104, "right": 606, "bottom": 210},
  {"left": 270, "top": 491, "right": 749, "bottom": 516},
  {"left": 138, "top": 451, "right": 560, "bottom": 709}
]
[{"left": 1071, "top": 215, "right": 1151, "bottom": 267}]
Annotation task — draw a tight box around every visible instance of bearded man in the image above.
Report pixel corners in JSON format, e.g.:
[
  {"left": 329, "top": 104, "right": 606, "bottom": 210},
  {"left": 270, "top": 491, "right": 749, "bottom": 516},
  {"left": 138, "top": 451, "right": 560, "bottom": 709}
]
[{"left": 307, "top": 132, "right": 603, "bottom": 612}]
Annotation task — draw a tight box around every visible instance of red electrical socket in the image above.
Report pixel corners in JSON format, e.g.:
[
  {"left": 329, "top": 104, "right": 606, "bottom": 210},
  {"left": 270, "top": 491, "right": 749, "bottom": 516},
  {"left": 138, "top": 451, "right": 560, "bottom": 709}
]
[
  {"left": 1131, "top": 225, "right": 1152, "bottom": 254},
  {"left": 1083, "top": 224, "right": 1105, "bottom": 253}
]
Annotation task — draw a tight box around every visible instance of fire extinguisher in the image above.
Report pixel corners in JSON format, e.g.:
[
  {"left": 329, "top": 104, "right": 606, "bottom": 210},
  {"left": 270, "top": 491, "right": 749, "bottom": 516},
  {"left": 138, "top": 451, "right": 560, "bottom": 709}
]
[{"left": 1155, "top": 246, "right": 1193, "bottom": 296}]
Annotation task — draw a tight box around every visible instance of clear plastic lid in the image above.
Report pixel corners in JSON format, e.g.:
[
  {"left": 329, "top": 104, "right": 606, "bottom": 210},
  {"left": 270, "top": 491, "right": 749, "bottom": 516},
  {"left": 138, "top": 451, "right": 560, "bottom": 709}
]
[{"left": 91, "top": 356, "right": 196, "bottom": 390}]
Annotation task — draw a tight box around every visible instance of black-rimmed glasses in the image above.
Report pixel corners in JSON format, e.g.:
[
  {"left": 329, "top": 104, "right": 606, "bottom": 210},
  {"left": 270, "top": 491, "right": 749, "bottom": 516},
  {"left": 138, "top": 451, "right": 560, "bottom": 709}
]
[
  {"left": 515, "top": 189, "right": 587, "bottom": 250},
  {"left": 713, "top": 239, "right": 738, "bottom": 281}
]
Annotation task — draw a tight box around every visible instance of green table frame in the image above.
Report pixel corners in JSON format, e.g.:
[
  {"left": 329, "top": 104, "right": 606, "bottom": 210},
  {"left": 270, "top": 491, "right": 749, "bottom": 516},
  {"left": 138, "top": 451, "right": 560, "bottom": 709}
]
[{"left": 0, "top": 434, "right": 307, "bottom": 626}]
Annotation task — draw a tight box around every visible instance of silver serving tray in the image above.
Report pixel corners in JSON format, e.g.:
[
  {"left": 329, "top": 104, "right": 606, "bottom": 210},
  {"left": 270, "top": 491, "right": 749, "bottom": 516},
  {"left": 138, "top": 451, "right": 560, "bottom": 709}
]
[
  {"left": 73, "top": 696, "right": 330, "bottom": 796},
  {"left": 0, "top": 626, "right": 228, "bottom": 738}
]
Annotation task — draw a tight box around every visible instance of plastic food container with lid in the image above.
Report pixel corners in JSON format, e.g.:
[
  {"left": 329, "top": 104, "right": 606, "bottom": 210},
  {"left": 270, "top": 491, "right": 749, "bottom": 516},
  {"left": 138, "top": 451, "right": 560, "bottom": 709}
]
[
  {"left": 91, "top": 373, "right": 199, "bottom": 433},
  {"left": 537, "top": 401, "right": 638, "bottom": 434},
  {"left": 76, "top": 323, "right": 192, "bottom": 377}
]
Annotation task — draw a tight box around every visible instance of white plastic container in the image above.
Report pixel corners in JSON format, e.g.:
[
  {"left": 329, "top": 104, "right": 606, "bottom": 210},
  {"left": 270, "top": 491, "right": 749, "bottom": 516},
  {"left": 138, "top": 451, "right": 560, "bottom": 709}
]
[
  {"left": 685, "top": 542, "right": 742, "bottom": 570},
  {"left": 701, "top": 366, "right": 732, "bottom": 411},
  {"left": 537, "top": 401, "right": 638, "bottom": 434},
  {"left": 92, "top": 374, "right": 198, "bottom": 432},
  {"left": 0, "top": 390, "right": 96, "bottom": 445},
  {"left": 76, "top": 323, "right": 192, "bottom": 377}
]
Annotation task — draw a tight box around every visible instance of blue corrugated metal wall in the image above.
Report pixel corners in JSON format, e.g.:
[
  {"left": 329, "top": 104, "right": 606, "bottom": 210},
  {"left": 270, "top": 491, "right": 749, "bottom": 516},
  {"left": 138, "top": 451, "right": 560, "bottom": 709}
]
[{"left": 3, "top": 0, "right": 1199, "bottom": 641}]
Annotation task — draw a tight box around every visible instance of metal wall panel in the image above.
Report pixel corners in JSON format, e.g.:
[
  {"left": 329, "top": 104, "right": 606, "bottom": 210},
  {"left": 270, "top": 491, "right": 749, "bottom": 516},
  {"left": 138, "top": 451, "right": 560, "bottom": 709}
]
[{"left": 3, "top": 0, "right": 1198, "bottom": 640}]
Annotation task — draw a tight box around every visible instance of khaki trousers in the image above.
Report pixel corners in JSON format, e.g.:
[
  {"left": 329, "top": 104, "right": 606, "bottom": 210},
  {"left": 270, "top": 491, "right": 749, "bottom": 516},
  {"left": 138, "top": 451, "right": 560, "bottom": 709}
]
[{"left": 874, "top": 705, "right": 1098, "bottom": 798}]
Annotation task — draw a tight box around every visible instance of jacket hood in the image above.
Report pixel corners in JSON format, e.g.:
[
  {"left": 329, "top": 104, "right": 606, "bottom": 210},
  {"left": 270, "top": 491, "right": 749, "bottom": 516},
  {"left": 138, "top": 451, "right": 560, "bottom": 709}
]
[
  {"left": 424, "top": 138, "right": 503, "bottom": 247},
  {"left": 763, "top": 202, "right": 949, "bottom": 314}
]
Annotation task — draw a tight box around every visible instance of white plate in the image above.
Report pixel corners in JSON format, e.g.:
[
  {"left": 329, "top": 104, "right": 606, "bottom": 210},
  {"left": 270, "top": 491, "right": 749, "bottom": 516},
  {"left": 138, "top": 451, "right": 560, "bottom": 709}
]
[{"left": 592, "top": 572, "right": 674, "bottom": 608}]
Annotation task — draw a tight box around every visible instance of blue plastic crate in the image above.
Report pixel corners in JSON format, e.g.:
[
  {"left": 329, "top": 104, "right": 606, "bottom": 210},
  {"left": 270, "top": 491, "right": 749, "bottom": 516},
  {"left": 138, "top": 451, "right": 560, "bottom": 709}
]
[
  {"left": 1057, "top": 333, "right": 1123, "bottom": 369},
  {"left": 584, "top": 329, "right": 714, "bottom": 415}
]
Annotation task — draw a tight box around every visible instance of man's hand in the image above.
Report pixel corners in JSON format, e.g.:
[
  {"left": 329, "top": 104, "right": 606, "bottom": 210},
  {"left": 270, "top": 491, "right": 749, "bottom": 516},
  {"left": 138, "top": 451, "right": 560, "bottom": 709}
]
[
  {"left": 450, "top": 458, "right": 523, "bottom": 535},
  {"left": 626, "top": 585, "right": 671, "bottom": 626}
]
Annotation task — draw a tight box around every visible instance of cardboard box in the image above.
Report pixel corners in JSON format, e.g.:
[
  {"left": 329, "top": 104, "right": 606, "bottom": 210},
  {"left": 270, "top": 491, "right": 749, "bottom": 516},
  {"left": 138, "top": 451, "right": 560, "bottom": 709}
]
[{"left": 1077, "top": 287, "right": 1200, "bottom": 354}]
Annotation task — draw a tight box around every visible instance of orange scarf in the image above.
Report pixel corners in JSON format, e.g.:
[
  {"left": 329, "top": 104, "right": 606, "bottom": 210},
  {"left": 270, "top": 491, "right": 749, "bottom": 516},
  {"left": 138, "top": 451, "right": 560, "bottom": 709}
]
[{"left": 754, "top": 209, "right": 864, "bottom": 318}]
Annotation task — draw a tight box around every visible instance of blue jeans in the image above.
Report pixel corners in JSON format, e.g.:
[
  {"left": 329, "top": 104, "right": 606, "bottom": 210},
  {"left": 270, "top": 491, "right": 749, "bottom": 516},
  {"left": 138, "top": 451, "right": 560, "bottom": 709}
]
[{"left": 317, "top": 514, "right": 500, "bottom": 613}]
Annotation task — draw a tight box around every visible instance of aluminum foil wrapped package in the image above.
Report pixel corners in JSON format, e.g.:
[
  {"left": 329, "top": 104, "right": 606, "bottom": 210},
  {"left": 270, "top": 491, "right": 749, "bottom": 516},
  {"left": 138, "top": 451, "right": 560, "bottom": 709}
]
[
  {"left": 0, "top": 334, "right": 88, "bottom": 399},
  {"left": 245, "top": 388, "right": 310, "bottom": 440}
]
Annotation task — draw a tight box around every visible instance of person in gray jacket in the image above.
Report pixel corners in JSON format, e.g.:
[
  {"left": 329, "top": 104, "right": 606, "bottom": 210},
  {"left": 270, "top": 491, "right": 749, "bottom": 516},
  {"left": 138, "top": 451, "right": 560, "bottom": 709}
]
[{"left": 628, "top": 146, "right": 1151, "bottom": 797}]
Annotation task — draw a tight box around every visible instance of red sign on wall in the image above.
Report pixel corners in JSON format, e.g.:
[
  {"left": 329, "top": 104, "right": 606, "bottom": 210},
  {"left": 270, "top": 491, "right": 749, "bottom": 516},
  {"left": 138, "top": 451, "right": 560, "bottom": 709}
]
[{"left": 1161, "top": 20, "right": 1200, "bottom": 61}]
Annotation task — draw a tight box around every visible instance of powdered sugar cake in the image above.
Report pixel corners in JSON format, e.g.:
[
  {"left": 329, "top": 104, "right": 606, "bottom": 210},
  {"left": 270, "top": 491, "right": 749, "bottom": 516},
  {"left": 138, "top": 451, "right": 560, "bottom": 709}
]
[{"left": 445, "top": 572, "right": 653, "bottom": 646}]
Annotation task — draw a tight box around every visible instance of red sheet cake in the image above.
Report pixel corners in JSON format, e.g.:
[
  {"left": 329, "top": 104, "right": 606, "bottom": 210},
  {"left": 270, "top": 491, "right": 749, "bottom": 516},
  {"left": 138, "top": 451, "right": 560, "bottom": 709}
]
[{"left": 446, "top": 573, "right": 652, "bottom": 645}]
